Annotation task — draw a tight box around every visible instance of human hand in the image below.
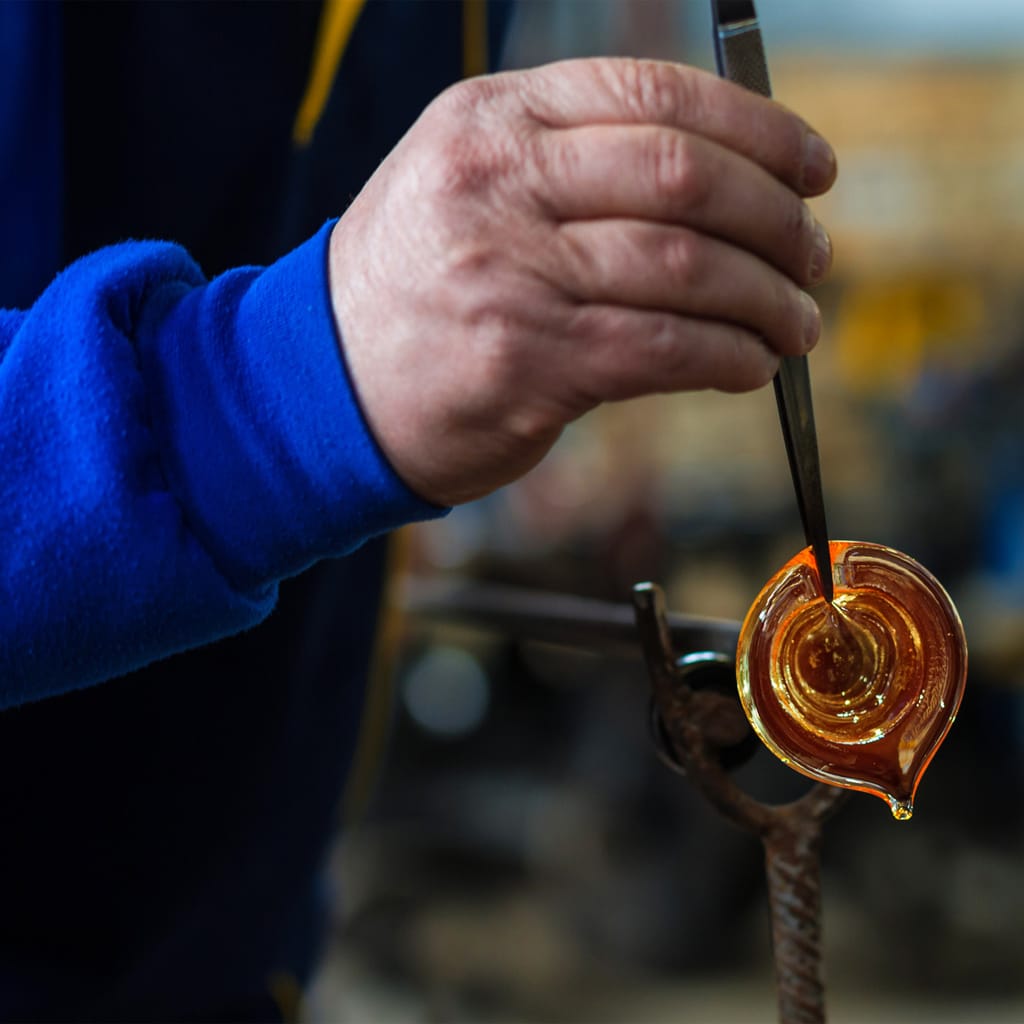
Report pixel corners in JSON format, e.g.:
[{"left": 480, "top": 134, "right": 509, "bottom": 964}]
[{"left": 328, "top": 58, "right": 836, "bottom": 507}]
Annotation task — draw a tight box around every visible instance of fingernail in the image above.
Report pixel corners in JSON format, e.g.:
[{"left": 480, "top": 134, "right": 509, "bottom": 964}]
[
  {"left": 802, "top": 131, "right": 836, "bottom": 193},
  {"left": 801, "top": 291, "right": 821, "bottom": 351},
  {"left": 809, "top": 221, "right": 833, "bottom": 284}
]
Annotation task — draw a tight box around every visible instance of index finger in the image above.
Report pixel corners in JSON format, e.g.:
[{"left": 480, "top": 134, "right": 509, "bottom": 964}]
[{"left": 514, "top": 58, "right": 837, "bottom": 197}]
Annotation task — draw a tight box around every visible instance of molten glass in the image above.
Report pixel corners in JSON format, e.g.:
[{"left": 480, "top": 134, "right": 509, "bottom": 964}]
[{"left": 737, "top": 542, "right": 967, "bottom": 820}]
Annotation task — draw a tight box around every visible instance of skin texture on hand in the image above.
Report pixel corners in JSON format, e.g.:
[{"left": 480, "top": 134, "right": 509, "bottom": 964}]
[{"left": 328, "top": 58, "right": 837, "bottom": 508}]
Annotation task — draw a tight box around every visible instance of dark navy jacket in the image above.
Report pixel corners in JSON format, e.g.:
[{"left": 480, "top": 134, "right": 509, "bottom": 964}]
[{"left": 0, "top": 2, "right": 506, "bottom": 1018}]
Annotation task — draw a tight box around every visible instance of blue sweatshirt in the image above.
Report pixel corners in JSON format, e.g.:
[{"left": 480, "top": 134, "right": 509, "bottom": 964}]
[
  {"left": 0, "top": 222, "right": 436, "bottom": 704},
  {"left": 0, "top": 1, "right": 505, "bottom": 1018}
]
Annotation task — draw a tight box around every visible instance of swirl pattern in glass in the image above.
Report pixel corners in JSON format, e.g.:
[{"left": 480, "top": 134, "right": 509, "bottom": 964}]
[{"left": 737, "top": 542, "right": 967, "bottom": 820}]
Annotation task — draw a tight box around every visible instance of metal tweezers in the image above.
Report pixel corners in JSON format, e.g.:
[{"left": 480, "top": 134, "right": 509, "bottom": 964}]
[{"left": 711, "top": 0, "right": 834, "bottom": 602}]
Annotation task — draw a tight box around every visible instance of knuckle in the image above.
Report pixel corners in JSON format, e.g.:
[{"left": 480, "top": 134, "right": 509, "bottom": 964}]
[
  {"left": 502, "top": 403, "right": 563, "bottom": 449},
  {"left": 771, "top": 279, "right": 802, "bottom": 343},
  {"left": 633, "top": 313, "right": 692, "bottom": 395},
  {"left": 431, "top": 74, "right": 500, "bottom": 120},
  {"left": 747, "top": 348, "right": 781, "bottom": 390},
  {"left": 427, "top": 136, "right": 506, "bottom": 200},
  {"left": 470, "top": 304, "right": 532, "bottom": 392},
  {"left": 476, "top": 330, "right": 566, "bottom": 445},
  {"left": 565, "top": 305, "right": 636, "bottom": 402},
  {"left": 649, "top": 131, "right": 710, "bottom": 210},
  {"left": 445, "top": 241, "right": 502, "bottom": 292},
  {"left": 422, "top": 84, "right": 514, "bottom": 200},
  {"left": 611, "top": 58, "right": 689, "bottom": 123},
  {"left": 555, "top": 223, "right": 599, "bottom": 294},
  {"left": 662, "top": 230, "right": 703, "bottom": 291},
  {"left": 783, "top": 198, "right": 815, "bottom": 267},
  {"left": 747, "top": 276, "right": 806, "bottom": 360},
  {"left": 726, "top": 329, "right": 779, "bottom": 391},
  {"left": 522, "top": 129, "right": 567, "bottom": 215}
]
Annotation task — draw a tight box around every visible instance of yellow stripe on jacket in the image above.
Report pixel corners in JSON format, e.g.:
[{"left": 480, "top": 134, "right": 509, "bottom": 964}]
[
  {"left": 295, "top": 0, "right": 488, "bottom": 146},
  {"left": 292, "top": 0, "right": 367, "bottom": 146}
]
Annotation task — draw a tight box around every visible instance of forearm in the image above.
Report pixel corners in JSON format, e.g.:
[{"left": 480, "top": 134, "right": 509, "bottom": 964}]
[{"left": 0, "top": 221, "right": 442, "bottom": 707}]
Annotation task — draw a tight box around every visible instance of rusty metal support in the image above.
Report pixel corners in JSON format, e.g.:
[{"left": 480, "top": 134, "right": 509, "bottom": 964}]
[
  {"left": 763, "top": 823, "right": 828, "bottom": 1024},
  {"left": 633, "top": 582, "right": 847, "bottom": 1024}
]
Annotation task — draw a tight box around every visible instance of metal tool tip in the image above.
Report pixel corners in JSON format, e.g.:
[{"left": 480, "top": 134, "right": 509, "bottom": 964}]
[
  {"left": 715, "top": 0, "right": 757, "bottom": 25},
  {"left": 816, "top": 556, "right": 834, "bottom": 604}
]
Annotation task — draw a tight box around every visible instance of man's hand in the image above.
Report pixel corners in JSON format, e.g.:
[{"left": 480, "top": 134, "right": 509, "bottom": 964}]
[{"left": 328, "top": 58, "right": 836, "bottom": 507}]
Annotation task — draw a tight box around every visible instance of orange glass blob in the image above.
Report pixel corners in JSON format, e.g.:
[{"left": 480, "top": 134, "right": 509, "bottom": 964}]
[{"left": 737, "top": 541, "right": 967, "bottom": 820}]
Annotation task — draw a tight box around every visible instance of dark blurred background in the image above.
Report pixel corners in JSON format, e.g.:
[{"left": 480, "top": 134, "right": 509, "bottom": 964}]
[{"left": 312, "top": 3, "right": 1024, "bottom": 1020}]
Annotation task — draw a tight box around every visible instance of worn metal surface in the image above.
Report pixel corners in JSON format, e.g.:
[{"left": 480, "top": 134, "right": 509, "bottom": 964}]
[
  {"left": 763, "top": 822, "right": 829, "bottom": 1024},
  {"left": 633, "top": 582, "right": 847, "bottom": 1024}
]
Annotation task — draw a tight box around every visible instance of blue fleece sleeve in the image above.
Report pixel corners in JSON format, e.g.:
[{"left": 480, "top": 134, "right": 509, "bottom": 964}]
[{"left": 0, "top": 220, "right": 444, "bottom": 708}]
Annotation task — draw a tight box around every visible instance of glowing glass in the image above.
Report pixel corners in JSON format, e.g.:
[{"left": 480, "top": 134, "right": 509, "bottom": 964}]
[{"left": 737, "top": 541, "right": 967, "bottom": 820}]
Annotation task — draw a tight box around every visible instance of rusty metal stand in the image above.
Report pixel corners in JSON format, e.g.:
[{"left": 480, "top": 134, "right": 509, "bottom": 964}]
[
  {"left": 633, "top": 582, "right": 848, "bottom": 1024},
  {"left": 401, "top": 575, "right": 849, "bottom": 1023}
]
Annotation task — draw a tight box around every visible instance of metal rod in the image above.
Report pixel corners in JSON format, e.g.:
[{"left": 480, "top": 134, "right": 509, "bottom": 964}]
[
  {"left": 764, "top": 822, "right": 829, "bottom": 1024},
  {"left": 400, "top": 576, "right": 741, "bottom": 658},
  {"left": 632, "top": 582, "right": 847, "bottom": 1024},
  {"left": 712, "top": 0, "right": 835, "bottom": 603}
]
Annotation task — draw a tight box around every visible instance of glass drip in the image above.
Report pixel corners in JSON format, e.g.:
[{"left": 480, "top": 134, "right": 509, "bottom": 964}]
[{"left": 737, "top": 542, "right": 968, "bottom": 819}]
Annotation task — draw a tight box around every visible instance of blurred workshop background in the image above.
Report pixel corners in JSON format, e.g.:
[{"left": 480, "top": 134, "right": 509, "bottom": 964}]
[{"left": 312, "top": 2, "right": 1024, "bottom": 1021}]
